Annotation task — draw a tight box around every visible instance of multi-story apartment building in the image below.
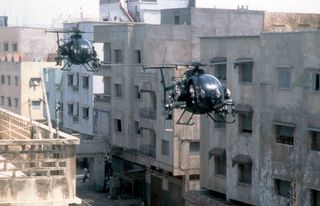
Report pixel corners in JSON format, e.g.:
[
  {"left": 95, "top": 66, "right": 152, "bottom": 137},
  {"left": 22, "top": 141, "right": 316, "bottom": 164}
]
[
  {"left": 61, "top": 21, "right": 111, "bottom": 189},
  {"left": 94, "top": 23, "right": 197, "bottom": 205},
  {"left": 185, "top": 31, "right": 320, "bottom": 205},
  {"left": 91, "top": 8, "right": 320, "bottom": 205},
  {"left": 0, "top": 27, "right": 57, "bottom": 121},
  {"left": 92, "top": 9, "right": 271, "bottom": 203}
]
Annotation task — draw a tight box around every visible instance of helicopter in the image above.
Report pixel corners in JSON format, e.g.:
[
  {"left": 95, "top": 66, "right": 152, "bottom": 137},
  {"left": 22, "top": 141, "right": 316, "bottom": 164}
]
[
  {"left": 143, "top": 62, "right": 235, "bottom": 125},
  {"left": 46, "top": 28, "right": 100, "bottom": 72}
]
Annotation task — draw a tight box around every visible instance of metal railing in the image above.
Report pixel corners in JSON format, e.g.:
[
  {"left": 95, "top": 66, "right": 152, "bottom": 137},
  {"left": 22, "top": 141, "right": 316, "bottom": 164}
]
[{"left": 94, "top": 94, "right": 111, "bottom": 103}]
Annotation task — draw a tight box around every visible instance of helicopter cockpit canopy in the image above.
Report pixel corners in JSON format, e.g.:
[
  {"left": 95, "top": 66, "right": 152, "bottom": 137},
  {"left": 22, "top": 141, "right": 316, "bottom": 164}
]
[{"left": 67, "top": 34, "right": 95, "bottom": 65}]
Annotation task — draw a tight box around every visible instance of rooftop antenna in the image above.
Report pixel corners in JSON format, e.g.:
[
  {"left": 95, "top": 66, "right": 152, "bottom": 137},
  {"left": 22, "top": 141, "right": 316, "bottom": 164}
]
[{"left": 80, "top": 7, "right": 83, "bottom": 21}]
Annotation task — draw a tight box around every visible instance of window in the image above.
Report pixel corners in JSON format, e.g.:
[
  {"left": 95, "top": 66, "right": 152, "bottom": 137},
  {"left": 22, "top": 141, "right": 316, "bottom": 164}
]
[
  {"left": 190, "top": 175, "right": 200, "bottom": 181},
  {"left": 82, "top": 107, "right": 89, "bottom": 119},
  {"left": 275, "top": 124, "right": 295, "bottom": 145},
  {"left": 29, "top": 78, "right": 41, "bottom": 87},
  {"left": 14, "top": 98, "right": 18, "bottom": 107},
  {"left": 15, "top": 76, "right": 18, "bottom": 86},
  {"left": 134, "top": 85, "right": 141, "bottom": 99},
  {"left": 161, "top": 140, "right": 169, "bottom": 156},
  {"left": 32, "top": 100, "right": 41, "bottom": 109},
  {"left": 73, "top": 73, "right": 79, "bottom": 91},
  {"left": 215, "top": 152, "right": 226, "bottom": 176},
  {"left": 238, "top": 163, "right": 252, "bottom": 184},
  {"left": 278, "top": 68, "right": 291, "bottom": 89},
  {"left": 68, "top": 103, "right": 74, "bottom": 115},
  {"left": 7, "top": 76, "right": 11, "bottom": 85},
  {"left": 12, "top": 43, "right": 18, "bottom": 52},
  {"left": 189, "top": 142, "right": 200, "bottom": 155},
  {"left": 239, "top": 113, "right": 253, "bottom": 134},
  {"left": 312, "top": 72, "right": 320, "bottom": 92},
  {"left": 237, "top": 62, "right": 253, "bottom": 83},
  {"left": 311, "top": 189, "right": 320, "bottom": 206},
  {"left": 310, "top": 130, "right": 320, "bottom": 151},
  {"left": 114, "top": 83, "right": 123, "bottom": 97},
  {"left": 134, "top": 50, "right": 142, "bottom": 64},
  {"left": 274, "top": 179, "right": 291, "bottom": 197},
  {"left": 7, "top": 97, "right": 11, "bottom": 107},
  {"left": 1, "top": 75, "right": 5, "bottom": 84},
  {"left": 1, "top": 96, "right": 4, "bottom": 105},
  {"left": 114, "top": 119, "right": 122, "bottom": 132},
  {"left": 4, "top": 43, "right": 8, "bottom": 51},
  {"left": 134, "top": 121, "right": 141, "bottom": 135},
  {"left": 174, "top": 15, "right": 180, "bottom": 25},
  {"left": 67, "top": 74, "right": 73, "bottom": 85},
  {"left": 82, "top": 76, "right": 89, "bottom": 88},
  {"left": 214, "top": 64, "right": 227, "bottom": 81},
  {"left": 114, "top": 49, "right": 123, "bottom": 63}
]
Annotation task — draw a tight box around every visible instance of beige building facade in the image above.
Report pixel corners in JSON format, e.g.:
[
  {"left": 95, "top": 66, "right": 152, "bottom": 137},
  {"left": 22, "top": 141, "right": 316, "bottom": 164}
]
[{"left": 0, "top": 27, "right": 57, "bottom": 121}]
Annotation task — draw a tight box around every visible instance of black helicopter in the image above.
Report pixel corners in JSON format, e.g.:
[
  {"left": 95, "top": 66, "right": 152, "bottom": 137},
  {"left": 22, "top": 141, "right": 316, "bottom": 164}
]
[
  {"left": 144, "top": 62, "right": 235, "bottom": 125},
  {"left": 47, "top": 28, "right": 100, "bottom": 72}
]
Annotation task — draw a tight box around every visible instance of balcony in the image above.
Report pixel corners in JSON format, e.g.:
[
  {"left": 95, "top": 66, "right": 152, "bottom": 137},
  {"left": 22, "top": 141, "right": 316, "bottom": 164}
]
[
  {"left": 139, "top": 144, "right": 156, "bottom": 158},
  {"left": 0, "top": 108, "right": 80, "bottom": 205},
  {"left": 94, "top": 94, "right": 111, "bottom": 103},
  {"left": 139, "top": 108, "right": 156, "bottom": 120}
]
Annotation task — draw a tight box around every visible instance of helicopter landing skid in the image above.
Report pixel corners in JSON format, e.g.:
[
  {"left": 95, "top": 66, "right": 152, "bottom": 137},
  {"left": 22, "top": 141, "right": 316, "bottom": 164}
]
[
  {"left": 60, "top": 62, "right": 97, "bottom": 72},
  {"left": 176, "top": 109, "right": 195, "bottom": 126},
  {"left": 83, "top": 63, "right": 97, "bottom": 72},
  {"left": 61, "top": 61, "right": 72, "bottom": 71}
]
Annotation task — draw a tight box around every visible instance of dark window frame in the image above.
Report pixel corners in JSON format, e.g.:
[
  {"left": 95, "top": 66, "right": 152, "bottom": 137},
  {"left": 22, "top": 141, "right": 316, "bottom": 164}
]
[
  {"left": 114, "top": 119, "right": 122, "bottom": 132},
  {"left": 274, "top": 179, "right": 291, "bottom": 198},
  {"left": 238, "top": 163, "right": 252, "bottom": 184}
]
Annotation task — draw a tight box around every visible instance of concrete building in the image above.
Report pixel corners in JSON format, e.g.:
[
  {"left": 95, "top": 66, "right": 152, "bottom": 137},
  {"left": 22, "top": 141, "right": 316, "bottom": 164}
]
[
  {"left": 94, "top": 23, "right": 199, "bottom": 205},
  {"left": 90, "top": 8, "right": 320, "bottom": 205},
  {"left": 61, "top": 21, "right": 111, "bottom": 190},
  {"left": 0, "top": 27, "right": 57, "bottom": 121},
  {"left": 100, "top": 0, "right": 192, "bottom": 24},
  {"left": 0, "top": 107, "right": 80, "bottom": 205},
  {"left": 161, "top": 7, "right": 320, "bottom": 60},
  {"left": 185, "top": 31, "right": 320, "bottom": 205}
]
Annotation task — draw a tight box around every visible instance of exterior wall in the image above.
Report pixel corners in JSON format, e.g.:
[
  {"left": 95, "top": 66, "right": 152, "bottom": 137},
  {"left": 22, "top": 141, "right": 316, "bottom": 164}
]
[
  {"left": 100, "top": 0, "right": 190, "bottom": 24},
  {"left": 62, "top": 22, "right": 105, "bottom": 136},
  {"left": 200, "top": 36, "right": 261, "bottom": 205},
  {"left": 20, "top": 62, "right": 57, "bottom": 121},
  {"left": 94, "top": 23, "right": 199, "bottom": 204},
  {"left": 0, "top": 62, "right": 56, "bottom": 121},
  {"left": 161, "top": 8, "right": 265, "bottom": 61},
  {"left": 264, "top": 12, "right": 320, "bottom": 32},
  {"left": 258, "top": 31, "right": 320, "bottom": 206},
  {"left": 0, "top": 62, "right": 21, "bottom": 115},
  {"left": 0, "top": 108, "right": 80, "bottom": 205},
  {"left": 0, "top": 27, "right": 56, "bottom": 61},
  {"left": 0, "top": 27, "right": 57, "bottom": 121},
  {"left": 198, "top": 31, "right": 320, "bottom": 205}
]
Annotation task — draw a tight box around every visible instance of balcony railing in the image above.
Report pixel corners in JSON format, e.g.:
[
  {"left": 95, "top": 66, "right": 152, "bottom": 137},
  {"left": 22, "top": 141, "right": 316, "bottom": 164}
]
[
  {"left": 139, "top": 144, "right": 156, "bottom": 158},
  {"left": 139, "top": 108, "right": 156, "bottom": 120},
  {"left": 94, "top": 94, "right": 111, "bottom": 103}
]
